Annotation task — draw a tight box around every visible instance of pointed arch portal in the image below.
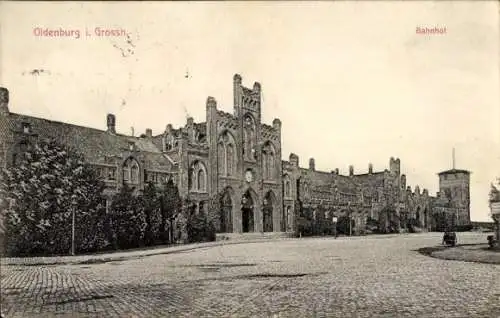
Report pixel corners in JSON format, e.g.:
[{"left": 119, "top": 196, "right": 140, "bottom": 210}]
[
  {"left": 241, "top": 189, "right": 255, "bottom": 233},
  {"left": 263, "top": 191, "right": 276, "bottom": 232}
]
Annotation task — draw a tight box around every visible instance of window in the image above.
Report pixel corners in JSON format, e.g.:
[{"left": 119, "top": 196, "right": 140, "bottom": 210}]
[
  {"left": 269, "top": 152, "right": 275, "bottom": 179},
  {"left": 243, "top": 115, "right": 255, "bottom": 160},
  {"left": 197, "top": 169, "right": 205, "bottom": 190},
  {"left": 23, "top": 125, "right": 30, "bottom": 134},
  {"left": 131, "top": 163, "right": 139, "bottom": 183},
  {"left": 262, "top": 142, "right": 276, "bottom": 180},
  {"left": 284, "top": 176, "right": 291, "bottom": 198},
  {"left": 123, "top": 158, "right": 139, "bottom": 184},
  {"left": 190, "top": 161, "right": 207, "bottom": 192},
  {"left": 123, "top": 167, "right": 130, "bottom": 181},
  {"left": 108, "top": 168, "right": 116, "bottom": 180},
  {"left": 218, "top": 131, "right": 236, "bottom": 176},
  {"left": 227, "top": 144, "right": 234, "bottom": 175}
]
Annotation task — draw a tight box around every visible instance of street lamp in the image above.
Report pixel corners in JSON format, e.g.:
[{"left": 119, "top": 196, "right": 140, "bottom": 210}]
[
  {"left": 71, "top": 199, "right": 77, "bottom": 256},
  {"left": 348, "top": 202, "right": 352, "bottom": 236},
  {"left": 70, "top": 191, "right": 89, "bottom": 256},
  {"left": 332, "top": 216, "right": 338, "bottom": 238}
]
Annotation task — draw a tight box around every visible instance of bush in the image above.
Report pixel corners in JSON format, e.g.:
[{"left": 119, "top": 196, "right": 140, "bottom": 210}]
[
  {"left": 297, "top": 217, "right": 313, "bottom": 237},
  {"left": 0, "top": 138, "right": 107, "bottom": 256},
  {"left": 336, "top": 216, "right": 354, "bottom": 235},
  {"left": 109, "top": 184, "right": 147, "bottom": 249},
  {"left": 187, "top": 212, "right": 216, "bottom": 243}
]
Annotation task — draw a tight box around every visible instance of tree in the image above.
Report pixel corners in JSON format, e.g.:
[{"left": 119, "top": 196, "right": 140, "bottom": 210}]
[
  {"left": 378, "top": 206, "right": 400, "bottom": 234},
  {"left": 184, "top": 198, "right": 216, "bottom": 243},
  {"left": 297, "top": 204, "right": 314, "bottom": 237},
  {"left": 142, "top": 182, "right": 161, "bottom": 246},
  {"left": 0, "top": 138, "right": 106, "bottom": 256},
  {"left": 336, "top": 215, "right": 354, "bottom": 235},
  {"left": 489, "top": 181, "right": 500, "bottom": 243},
  {"left": 159, "top": 179, "right": 182, "bottom": 243},
  {"left": 207, "top": 192, "right": 223, "bottom": 233},
  {"left": 431, "top": 210, "right": 448, "bottom": 232},
  {"left": 109, "top": 184, "right": 147, "bottom": 249}
]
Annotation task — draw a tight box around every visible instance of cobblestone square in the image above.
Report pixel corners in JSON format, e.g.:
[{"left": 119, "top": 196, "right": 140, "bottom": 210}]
[{"left": 2, "top": 232, "right": 499, "bottom": 317}]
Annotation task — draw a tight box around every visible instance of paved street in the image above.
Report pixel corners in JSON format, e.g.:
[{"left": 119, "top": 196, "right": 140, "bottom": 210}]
[{"left": 1, "top": 232, "right": 499, "bottom": 317}]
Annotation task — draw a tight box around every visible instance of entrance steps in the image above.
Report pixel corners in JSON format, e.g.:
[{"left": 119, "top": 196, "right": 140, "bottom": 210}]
[{"left": 215, "top": 231, "right": 295, "bottom": 242}]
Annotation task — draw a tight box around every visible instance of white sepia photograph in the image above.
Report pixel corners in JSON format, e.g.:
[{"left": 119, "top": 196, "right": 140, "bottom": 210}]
[{"left": 0, "top": 1, "right": 499, "bottom": 317}]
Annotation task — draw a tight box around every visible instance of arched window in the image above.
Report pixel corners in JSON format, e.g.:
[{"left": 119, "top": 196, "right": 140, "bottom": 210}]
[
  {"left": 262, "top": 142, "right": 276, "bottom": 180},
  {"left": 218, "top": 142, "right": 224, "bottom": 175},
  {"left": 131, "top": 163, "right": 139, "bottom": 183},
  {"left": 269, "top": 152, "right": 275, "bottom": 179},
  {"left": 123, "top": 158, "right": 139, "bottom": 184},
  {"left": 190, "top": 161, "right": 207, "bottom": 192},
  {"left": 284, "top": 176, "right": 291, "bottom": 198},
  {"left": 243, "top": 115, "right": 255, "bottom": 160},
  {"left": 218, "top": 131, "right": 236, "bottom": 176},
  {"left": 227, "top": 144, "right": 234, "bottom": 175},
  {"left": 197, "top": 169, "right": 205, "bottom": 191},
  {"left": 262, "top": 151, "right": 268, "bottom": 178}
]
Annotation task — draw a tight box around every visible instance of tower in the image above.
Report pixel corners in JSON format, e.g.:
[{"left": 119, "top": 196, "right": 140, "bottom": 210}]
[{"left": 437, "top": 149, "right": 471, "bottom": 226}]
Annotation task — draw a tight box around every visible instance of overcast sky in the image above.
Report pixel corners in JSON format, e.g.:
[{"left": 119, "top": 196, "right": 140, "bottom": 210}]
[{"left": 1, "top": 1, "right": 499, "bottom": 221}]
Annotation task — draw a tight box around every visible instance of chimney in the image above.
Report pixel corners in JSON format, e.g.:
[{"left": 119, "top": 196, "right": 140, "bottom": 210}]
[
  {"left": 272, "top": 118, "right": 281, "bottom": 131},
  {"left": 146, "top": 128, "right": 152, "bottom": 138},
  {"left": 368, "top": 163, "right": 373, "bottom": 174},
  {"left": 309, "top": 158, "right": 315, "bottom": 171},
  {"left": 335, "top": 168, "right": 339, "bottom": 175},
  {"left": 107, "top": 114, "right": 116, "bottom": 133},
  {"left": 349, "top": 165, "right": 354, "bottom": 176},
  {"left": 0, "top": 87, "right": 9, "bottom": 115}
]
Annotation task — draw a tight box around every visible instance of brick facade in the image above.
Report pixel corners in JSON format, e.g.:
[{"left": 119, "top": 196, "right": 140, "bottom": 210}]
[{"left": 0, "top": 75, "right": 471, "bottom": 236}]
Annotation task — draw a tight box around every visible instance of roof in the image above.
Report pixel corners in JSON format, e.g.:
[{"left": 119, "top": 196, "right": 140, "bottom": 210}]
[
  {"left": 438, "top": 169, "right": 471, "bottom": 175},
  {"left": 0, "top": 112, "right": 174, "bottom": 170}
]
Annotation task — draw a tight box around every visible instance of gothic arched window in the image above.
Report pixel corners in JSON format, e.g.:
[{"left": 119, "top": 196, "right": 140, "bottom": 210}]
[
  {"left": 218, "top": 131, "right": 236, "bottom": 176},
  {"left": 243, "top": 115, "right": 255, "bottom": 160},
  {"left": 218, "top": 142, "right": 224, "bottom": 175},
  {"left": 227, "top": 144, "right": 234, "bottom": 175},
  {"left": 197, "top": 169, "right": 205, "bottom": 191},
  {"left": 269, "top": 152, "right": 275, "bottom": 179},
  {"left": 262, "top": 142, "right": 276, "bottom": 180},
  {"left": 123, "top": 158, "right": 140, "bottom": 184},
  {"left": 284, "top": 175, "right": 291, "bottom": 198},
  {"left": 190, "top": 161, "right": 207, "bottom": 192}
]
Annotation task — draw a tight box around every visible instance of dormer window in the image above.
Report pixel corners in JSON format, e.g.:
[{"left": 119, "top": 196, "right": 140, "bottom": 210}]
[
  {"left": 128, "top": 141, "right": 135, "bottom": 151},
  {"left": 22, "top": 122, "right": 31, "bottom": 134}
]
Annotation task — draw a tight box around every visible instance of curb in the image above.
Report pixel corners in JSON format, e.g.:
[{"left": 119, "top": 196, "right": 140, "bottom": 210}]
[
  {"left": 418, "top": 245, "right": 500, "bottom": 265},
  {"left": 0, "top": 237, "right": 295, "bottom": 267}
]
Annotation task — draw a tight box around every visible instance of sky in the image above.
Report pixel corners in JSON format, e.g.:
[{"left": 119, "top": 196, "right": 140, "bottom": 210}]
[{"left": 1, "top": 1, "right": 499, "bottom": 221}]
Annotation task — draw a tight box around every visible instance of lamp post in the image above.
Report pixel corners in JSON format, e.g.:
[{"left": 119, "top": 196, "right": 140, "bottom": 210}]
[
  {"left": 71, "top": 199, "right": 77, "bottom": 256},
  {"left": 332, "top": 216, "right": 338, "bottom": 238},
  {"left": 70, "top": 192, "right": 88, "bottom": 256},
  {"left": 348, "top": 202, "right": 352, "bottom": 236}
]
